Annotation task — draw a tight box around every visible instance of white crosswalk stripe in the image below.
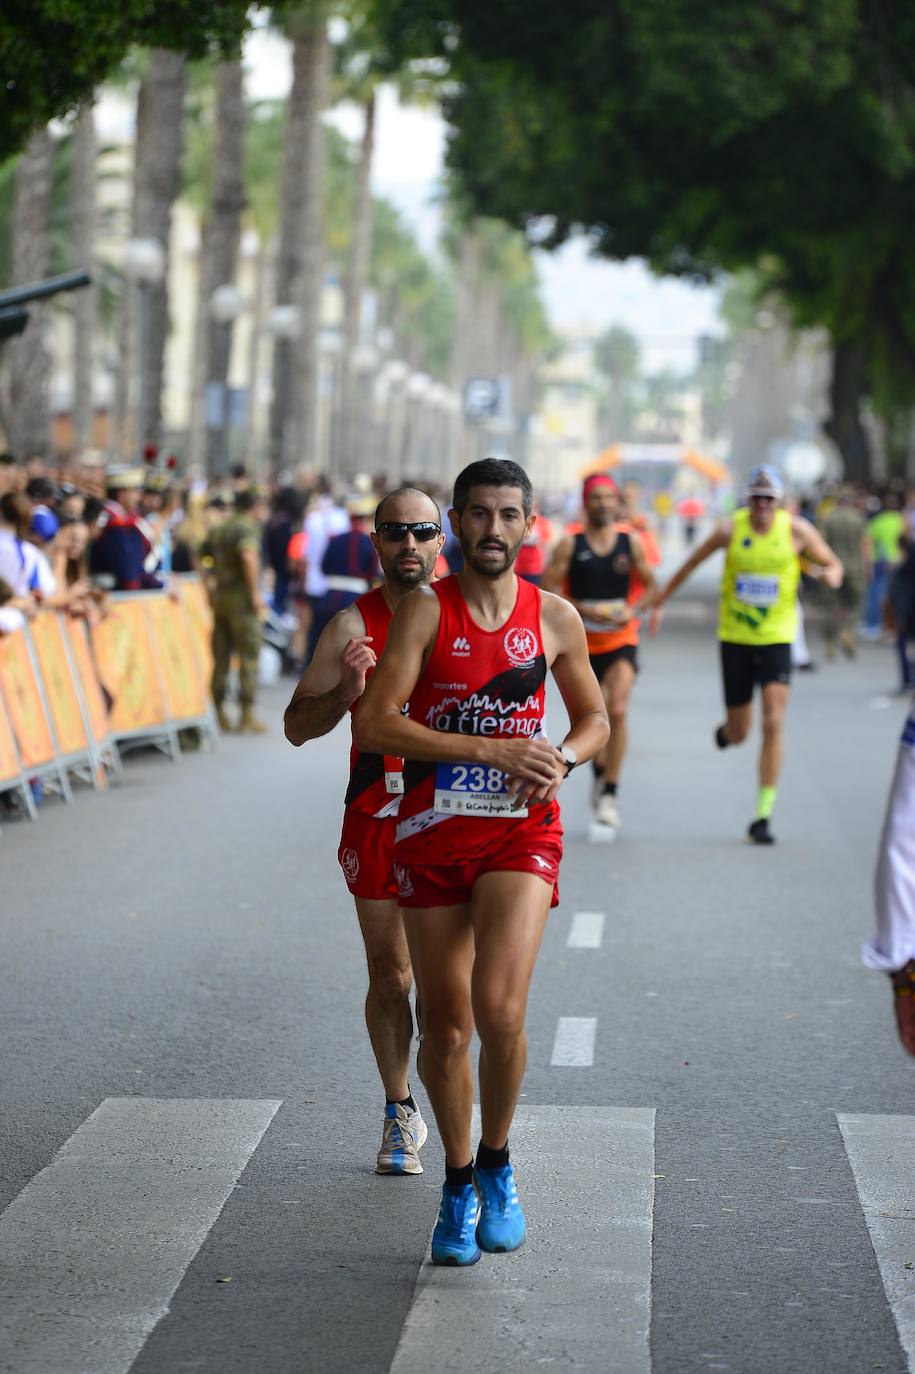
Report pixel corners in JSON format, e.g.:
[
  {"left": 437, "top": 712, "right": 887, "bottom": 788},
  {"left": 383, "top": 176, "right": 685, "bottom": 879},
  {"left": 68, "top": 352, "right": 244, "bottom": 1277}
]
[
  {"left": 838, "top": 1113, "right": 915, "bottom": 1372},
  {"left": 0, "top": 1096, "right": 281, "bottom": 1374},
  {"left": 390, "top": 1105, "right": 655, "bottom": 1374},
  {"left": 551, "top": 1014, "right": 598, "bottom": 1066},
  {"left": 567, "top": 910, "right": 606, "bottom": 948}
]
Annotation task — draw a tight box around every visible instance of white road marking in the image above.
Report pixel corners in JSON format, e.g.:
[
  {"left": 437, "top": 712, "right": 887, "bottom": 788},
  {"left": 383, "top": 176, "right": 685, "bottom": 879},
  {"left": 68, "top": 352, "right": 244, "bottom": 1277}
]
[
  {"left": 837, "top": 1113, "right": 915, "bottom": 1371},
  {"left": 568, "top": 910, "right": 605, "bottom": 948},
  {"left": 551, "top": 1015, "right": 597, "bottom": 1066},
  {"left": 390, "top": 1106, "right": 655, "bottom": 1374},
  {"left": 0, "top": 1096, "right": 282, "bottom": 1374}
]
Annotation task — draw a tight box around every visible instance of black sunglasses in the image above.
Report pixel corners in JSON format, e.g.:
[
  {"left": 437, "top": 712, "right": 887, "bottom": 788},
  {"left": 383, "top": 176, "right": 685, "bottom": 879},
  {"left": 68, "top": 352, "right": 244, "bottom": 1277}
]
[
  {"left": 748, "top": 493, "right": 776, "bottom": 503},
  {"left": 376, "top": 521, "right": 441, "bottom": 542}
]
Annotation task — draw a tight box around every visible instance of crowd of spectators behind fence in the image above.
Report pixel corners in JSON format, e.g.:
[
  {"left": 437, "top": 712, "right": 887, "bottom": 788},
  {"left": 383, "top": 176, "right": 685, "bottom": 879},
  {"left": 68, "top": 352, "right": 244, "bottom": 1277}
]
[{"left": 0, "top": 446, "right": 914, "bottom": 689}]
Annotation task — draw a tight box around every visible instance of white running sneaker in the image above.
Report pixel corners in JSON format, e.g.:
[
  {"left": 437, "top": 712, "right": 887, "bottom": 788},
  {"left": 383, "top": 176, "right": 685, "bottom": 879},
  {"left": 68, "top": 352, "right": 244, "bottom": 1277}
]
[
  {"left": 595, "top": 792, "right": 620, "bottom": 830},
  {"left": 590, "top": 772, "right": 604, "bottom": 809},
  {"left": 376, "top": 1102, "right": 428, "bottom": 1175}
]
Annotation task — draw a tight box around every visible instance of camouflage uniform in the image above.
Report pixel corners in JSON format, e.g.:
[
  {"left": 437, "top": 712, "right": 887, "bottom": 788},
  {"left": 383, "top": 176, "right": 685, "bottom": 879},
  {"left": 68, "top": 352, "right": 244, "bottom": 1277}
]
[{"left": 201, "top": 512, "right": 262, "bottom": 715}]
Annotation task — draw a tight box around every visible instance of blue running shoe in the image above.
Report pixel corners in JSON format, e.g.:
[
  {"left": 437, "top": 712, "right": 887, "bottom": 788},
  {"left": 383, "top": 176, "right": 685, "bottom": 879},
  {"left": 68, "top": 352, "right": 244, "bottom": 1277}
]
[
  {"left": 474, "top": 1163, "right": 526, "bottom": 1253},
  {"left": 431, "top": 1184, "right": 481, "bottom": 1266}
]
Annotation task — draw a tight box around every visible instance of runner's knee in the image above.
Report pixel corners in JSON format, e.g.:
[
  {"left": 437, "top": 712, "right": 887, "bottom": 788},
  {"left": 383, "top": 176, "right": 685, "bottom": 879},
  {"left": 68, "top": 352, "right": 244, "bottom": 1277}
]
[
  {"left": 422, "top": 1010, "right": 474, "bottom": 1059},
  {"left": 474, "top": 995, "right": 526, "bottom": 1049},
  {"left": 366, "top": 954, "right": 412, "bottom": 1007}
]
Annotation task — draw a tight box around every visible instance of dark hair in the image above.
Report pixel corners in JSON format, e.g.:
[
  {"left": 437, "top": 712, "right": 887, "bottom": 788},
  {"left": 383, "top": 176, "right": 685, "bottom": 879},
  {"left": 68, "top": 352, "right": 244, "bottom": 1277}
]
[
  {"left": 235, "top": 487, "right": 261, "bottom": 514},
  {"left": 83, "top": 496, "right": 104, "bottom": 527},
  {"left": 374, "top": 485, "right": 441, "bottom": 529},
  {"left": 26, "top": 476, "right": 56, "bottom": 503},
  {"left": 58, "top": 513, "right": 87, "bottom": 529},
  {"left": 0, "top": 491, "right": 33, "bottom": 537},
  {"left": 0, "top": 451, "right": 16, "bottom": 467},
  {"left": 230, "top": 463, "right": 248, "bottom": 481},
  {"left": 452, "top": 458, "right": 533, "bottom": 518},
  {"left": 273, "top": 485, "right": 305, "bottom": 519}
]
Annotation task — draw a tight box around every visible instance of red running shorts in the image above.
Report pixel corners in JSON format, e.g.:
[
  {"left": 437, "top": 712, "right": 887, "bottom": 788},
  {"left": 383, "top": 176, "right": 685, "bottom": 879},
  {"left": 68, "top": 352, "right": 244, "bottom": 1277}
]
[
  {"left": 337, "top": 809, "right": 398, "bottom": 902},
  {"left": 394, "top": 813, "right": 563, "bottom": 910}
]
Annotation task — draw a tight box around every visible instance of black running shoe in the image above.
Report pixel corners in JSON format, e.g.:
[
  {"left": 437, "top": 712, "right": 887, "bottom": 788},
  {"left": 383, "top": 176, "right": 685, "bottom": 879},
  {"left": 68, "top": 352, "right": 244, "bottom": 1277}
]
[
  {"left": 747, "top": 817, "right": 775, "bottom": 845},
  {"left": 715, "top": 725, "right": 730, "bottom": 749}
]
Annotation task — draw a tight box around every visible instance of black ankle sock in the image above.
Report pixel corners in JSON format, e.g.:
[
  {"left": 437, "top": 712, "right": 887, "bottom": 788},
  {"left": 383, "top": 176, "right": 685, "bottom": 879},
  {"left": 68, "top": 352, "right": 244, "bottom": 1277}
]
[
  {"left": 591, "top": 758, "right": 602, "bottom": 779},
  {"left": 475, "top": 1140, "right": 510, "bottom": 1170},
  {"left": 386, "top": 1093, "right": 417, "bottom": 1113},
  {"left": 602, "top": 781, "right": 617, "bottom": 797},
  {"left": 445, "top": 1160, "right": 474, "bottom": 1188}
]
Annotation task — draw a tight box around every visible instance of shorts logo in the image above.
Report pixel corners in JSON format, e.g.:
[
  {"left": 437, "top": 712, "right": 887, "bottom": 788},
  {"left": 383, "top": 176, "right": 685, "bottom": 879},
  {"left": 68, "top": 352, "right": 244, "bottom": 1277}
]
[
  {"left": 532, "top": 854, "right": 551, "bottom": 871},
  {"left": 341, "top": 848, "right": 360, "bottom": 883},
  {"left": 394, "top": 863, "right": 414, "bottom": 897},
  {"left": 452, "top": 636, "right": 471, "bottom": 656},
  {"left": 504, "top": 626, "right": 539, "bottom": 667}
]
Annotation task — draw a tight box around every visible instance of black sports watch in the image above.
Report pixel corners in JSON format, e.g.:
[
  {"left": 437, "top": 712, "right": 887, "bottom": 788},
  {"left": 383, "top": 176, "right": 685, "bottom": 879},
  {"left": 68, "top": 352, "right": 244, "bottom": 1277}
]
[{"left": 560, "top": 745, "right": 577, "bottom": 777}]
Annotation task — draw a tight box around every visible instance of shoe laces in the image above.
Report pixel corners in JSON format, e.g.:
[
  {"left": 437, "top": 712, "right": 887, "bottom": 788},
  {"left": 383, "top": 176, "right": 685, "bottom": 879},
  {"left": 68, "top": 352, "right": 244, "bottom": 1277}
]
[
  {"left": 439, "top": 1186, "right": 477, "bottom": 1239},
  {"left": 476, "top": 1165, "right": 515, "bottom": 1215}
]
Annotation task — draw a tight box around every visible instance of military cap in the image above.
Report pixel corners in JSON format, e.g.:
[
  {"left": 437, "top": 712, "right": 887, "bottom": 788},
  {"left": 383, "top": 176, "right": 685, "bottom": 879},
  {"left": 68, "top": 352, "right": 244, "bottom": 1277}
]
[{"left": 105, "top": 466, "right": 145, "bottom": 492}]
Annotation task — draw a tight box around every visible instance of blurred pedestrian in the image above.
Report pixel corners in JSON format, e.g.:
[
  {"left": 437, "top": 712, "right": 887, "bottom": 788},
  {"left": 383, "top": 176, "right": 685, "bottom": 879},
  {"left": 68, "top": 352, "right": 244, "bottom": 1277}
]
[
  {"left": 0, "top": 491, "right": 56, "bottom": 608},
  {"left": 303, "top": 479, "right": 349, "bottom": 663},
  {"left": 862, "top": 699, "right": 915, "bottom": 1057},
  {"left": 822, "top": 488, "right": 867, "bottom": 659},
  {"left": 264, "top": 486, "right": 302, "bottom": 616},
  {"left": 90, "top": 468, "right": 161, "bottom": 591},
  {"left": 200, "top": 486, "right": 269, "bottom": 734},
  {"left": 864, "top": 491, "right": 905, "bottom": 638},
  {"left": 887, "top": 536, "right": 915, "bottom": 691}
]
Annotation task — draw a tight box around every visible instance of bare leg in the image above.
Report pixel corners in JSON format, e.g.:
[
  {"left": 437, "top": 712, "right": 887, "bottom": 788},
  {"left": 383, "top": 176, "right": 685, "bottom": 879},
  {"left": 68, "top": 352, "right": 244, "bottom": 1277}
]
[
  {"left": 403, "top": 905, "right": 475, "bottom": 1165},
  {"left": 759, "top": 681, "right": 789, "bottom": 788},
  {"left": 722, "top": 701, "right": 752, "bottom": 745},
  {"left": 355, "top": 897, "right": 414, "bottom": 1101},
  {"left": 599, "top": 659, "right": 636, "bottom": 785},
  {"left": 471, "top": 872, "right": 551, "bottom": 1150}
]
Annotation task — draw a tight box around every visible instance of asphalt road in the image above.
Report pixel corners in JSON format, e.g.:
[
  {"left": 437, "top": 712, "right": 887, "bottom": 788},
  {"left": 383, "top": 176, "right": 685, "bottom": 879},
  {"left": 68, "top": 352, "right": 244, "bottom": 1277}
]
[{"left": 2, "top": 566, "right": 914, "bottom": 1374}]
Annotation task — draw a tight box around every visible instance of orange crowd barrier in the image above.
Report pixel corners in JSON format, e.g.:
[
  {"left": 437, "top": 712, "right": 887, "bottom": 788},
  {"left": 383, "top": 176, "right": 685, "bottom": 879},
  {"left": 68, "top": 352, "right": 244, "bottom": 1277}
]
[
  {"left": 0, "top": 627, "right": 58, "bottom": 773},
  {"left": 29, "top": 612, "right": 90, "bottom": 760},
  {"left": 91, "top": 598, "right": 169, "bottom": 739}
]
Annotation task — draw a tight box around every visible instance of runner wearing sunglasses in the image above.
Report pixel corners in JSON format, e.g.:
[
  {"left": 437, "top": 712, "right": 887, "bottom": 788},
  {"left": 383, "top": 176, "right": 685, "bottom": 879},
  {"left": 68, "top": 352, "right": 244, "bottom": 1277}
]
[
  {"left": 284, "top": 488, "right": 445, "bottom": 1174},
  {"left": 648, "top": 465, "right": 843, "bottom": 844}
]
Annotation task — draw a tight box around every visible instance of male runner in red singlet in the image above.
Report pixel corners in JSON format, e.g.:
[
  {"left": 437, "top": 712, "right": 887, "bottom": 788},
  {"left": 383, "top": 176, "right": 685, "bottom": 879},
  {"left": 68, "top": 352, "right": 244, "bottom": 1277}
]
[
  {"left": 284, "top": 488, "right": 445, "bottom": 1175},
  {"left": 356, "top": 458, "right": 609, "bottom": 1265},
  {"left": 543, "top": 474, "right": 656, "bottom": 835}
]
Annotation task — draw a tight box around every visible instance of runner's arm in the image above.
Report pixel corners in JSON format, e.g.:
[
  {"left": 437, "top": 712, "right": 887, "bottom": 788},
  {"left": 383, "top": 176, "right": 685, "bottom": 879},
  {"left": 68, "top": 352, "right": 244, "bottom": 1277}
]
[
  {"left": 540, "top": 535, "right": 574, "bottom": 595},
  {"left": 650, "top": 522, "right": 732, "bottom": 607},
  {"left": 545, "top": 594, "right": 610, "bottom": 763},
  {"left": 793, "top": 516, "right": 844, "bottom": 589},
  {"left": 355, "top": 589, "right": 569, "bottom": 790},
  {"left": 284, "top": 604, "right": 370, "bottom": 745},
  {"left": 628, "top": 531, "right": 658, "bottom": 612}
]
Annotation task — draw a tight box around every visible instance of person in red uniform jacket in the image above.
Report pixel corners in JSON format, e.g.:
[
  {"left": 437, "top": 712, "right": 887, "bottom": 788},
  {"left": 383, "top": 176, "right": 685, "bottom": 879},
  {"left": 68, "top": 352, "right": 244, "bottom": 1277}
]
[
  {"left": 284, "top": 487, "right": 445, "bottom": 1177},
  {"left": 356, "top": 458, "right": 609, "bottom": 1265}
]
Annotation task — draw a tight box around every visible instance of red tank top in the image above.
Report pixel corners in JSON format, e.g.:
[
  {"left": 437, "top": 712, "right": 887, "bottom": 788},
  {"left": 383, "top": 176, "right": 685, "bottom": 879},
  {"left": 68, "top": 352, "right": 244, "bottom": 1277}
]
[
  {"left": 396, "top": 576, "right": 556, "bottom": 859},
  {"left": 345, "top": 586, "right": 403, "bottom": 818}
]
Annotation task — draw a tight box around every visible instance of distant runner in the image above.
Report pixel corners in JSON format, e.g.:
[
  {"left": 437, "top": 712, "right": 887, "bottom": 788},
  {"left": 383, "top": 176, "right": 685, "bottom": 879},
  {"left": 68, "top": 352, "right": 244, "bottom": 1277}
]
[
  {"left": 649, "top": 465, "right": 843, "bottom": 844},
  {"left": 356, "top": 458, "right": 608, "bottom": 1265},
  {"left": 284, "top": 487, "right": 445, "bottom": 1174},
  {"left": 543, "top": 474, "right": 656, "bottom": 835}
]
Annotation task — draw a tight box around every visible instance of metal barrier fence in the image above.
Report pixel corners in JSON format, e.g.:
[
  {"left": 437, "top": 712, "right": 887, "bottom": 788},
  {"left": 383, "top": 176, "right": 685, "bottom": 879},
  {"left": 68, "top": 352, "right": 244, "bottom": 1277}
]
[{"left": 0, "top": 577, "right": 218, "bottom": 829}]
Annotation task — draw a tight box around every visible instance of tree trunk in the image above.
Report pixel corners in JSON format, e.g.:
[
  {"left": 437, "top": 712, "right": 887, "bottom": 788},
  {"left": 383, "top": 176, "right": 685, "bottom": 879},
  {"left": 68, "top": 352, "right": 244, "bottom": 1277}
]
[
  {"left": 270, "top": 15, "right": 329, "bottom": 475},
  {"left": 70, "top": 105, "right": 98, "bottom": 453},
  {"left": 2, "top": 127, "right": 53, "bottom": 457},
  {"left": 240, "top": 238, "right": 269, "bottom": 470},
  {"left": 823, "top": 338, "right": 872, "bottom": 483},
  {"left": 200, "top": 59, "right": 247, "bottom": 479},
  {"left": 130, "top": 49, "right": 187, "bottom": 454},
  {"left": 336, "top": 91, "right": 376, "bottom": 475}
]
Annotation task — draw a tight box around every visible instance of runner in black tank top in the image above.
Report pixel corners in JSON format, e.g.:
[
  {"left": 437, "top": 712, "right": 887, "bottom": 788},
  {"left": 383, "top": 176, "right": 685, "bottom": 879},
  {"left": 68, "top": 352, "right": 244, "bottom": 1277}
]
[
  {"left": 355, "top": 459, "right": 609, "bottom": 1266},
  {"left": 544, "top": 474, "right": 656, "bottom": 839},
  {"left": 284, "top": 488, "right": 444, "bottom": 1175}
]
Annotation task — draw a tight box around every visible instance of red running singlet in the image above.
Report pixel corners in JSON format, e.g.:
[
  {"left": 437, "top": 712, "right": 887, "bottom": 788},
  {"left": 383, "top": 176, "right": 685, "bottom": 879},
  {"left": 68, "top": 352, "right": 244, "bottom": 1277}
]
[
  {"left": 395, "top": 575, "right": 559, "bottom": 865},
  {"left": 345, "top": 585, "right": 403, "bottom": 818}
]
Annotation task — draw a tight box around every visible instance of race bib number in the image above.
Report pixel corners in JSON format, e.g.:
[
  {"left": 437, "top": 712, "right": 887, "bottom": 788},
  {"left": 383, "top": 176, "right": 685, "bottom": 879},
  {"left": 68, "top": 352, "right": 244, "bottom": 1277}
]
[
  {"left": 735, "top": 574, "right": 780, "bottom": 608},
  {"left": 383, "top": 754, "right": 404, "bottom": 794},
  {"left": 433, "top": 762, "right": 527, "bottom": 818}
]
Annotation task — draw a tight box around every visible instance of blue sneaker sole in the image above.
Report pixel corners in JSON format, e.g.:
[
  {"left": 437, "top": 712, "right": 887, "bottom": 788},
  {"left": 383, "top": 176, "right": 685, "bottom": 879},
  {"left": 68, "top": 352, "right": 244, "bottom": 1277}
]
[
  {"left": 431, "top": 1247, "right": 481, "bottom": 1266},
  {"left": 476, "top": 1230, "right": 525, "bottom": 1254}
]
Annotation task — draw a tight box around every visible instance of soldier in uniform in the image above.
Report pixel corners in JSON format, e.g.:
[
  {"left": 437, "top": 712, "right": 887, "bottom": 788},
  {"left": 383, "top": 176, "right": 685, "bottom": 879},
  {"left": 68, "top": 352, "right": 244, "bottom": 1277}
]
[
  {"left": 200, "top": 486, "right": 269, "bottom": 734},
  {"left": 90, "top": 467, "right": 161, "bottom": 591}
]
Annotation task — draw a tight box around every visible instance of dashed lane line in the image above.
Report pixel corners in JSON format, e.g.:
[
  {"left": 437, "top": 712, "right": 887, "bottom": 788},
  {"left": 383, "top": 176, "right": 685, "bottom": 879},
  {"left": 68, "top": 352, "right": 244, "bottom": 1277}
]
[
  {"left": 551, "top": 1015, "right": 597, "bottom": 1066},
  {"left": 568, "top": 910, "right": 606, "bottom": 948}
]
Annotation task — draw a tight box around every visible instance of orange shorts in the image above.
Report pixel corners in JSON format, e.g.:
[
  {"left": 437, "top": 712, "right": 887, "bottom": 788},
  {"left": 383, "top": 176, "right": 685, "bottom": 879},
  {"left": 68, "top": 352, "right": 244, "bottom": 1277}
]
[{"left": 338, "top": 809, "right": 398, "bottom": 902}]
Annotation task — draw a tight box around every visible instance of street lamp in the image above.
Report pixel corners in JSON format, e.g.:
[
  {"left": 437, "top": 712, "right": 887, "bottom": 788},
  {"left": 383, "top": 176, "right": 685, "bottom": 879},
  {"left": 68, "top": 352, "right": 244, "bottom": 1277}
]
[
  {"left": 208, "top": 284, "right": 246, "bottom": 477},
  {"left": 124, "top": 237, "right": 166, "bottom": 465}
]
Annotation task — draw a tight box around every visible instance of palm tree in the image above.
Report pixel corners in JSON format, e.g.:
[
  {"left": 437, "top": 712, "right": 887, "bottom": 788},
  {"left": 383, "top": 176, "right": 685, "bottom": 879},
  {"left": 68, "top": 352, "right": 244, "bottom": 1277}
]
[
  {"left": 2, "top": 126, "right": 53, "bottom": 457},
  {"left": 70, "top": 104, "right": 98, "bottom": 452},
  {"left": 129, "top": 48, "right": 188, "bottom": 451},
  {"left": 270, "top": 5, "right": 330, "bottom": 475},
  {"left": 198, "top": 57, "right": 247, "bottom": 478}
]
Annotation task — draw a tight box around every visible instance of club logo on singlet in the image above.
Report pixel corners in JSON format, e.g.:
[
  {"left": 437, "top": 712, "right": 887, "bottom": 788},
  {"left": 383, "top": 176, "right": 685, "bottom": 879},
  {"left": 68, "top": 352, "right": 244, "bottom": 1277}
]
[
  {"left": 504, "top": 626, "right": 539, "bottom": 668},
  {"left": 341, "top": 848, "right": 360, "bottom": 882},
  {"left": 394, "top": 862, "right": 414, "bottom": 897}
]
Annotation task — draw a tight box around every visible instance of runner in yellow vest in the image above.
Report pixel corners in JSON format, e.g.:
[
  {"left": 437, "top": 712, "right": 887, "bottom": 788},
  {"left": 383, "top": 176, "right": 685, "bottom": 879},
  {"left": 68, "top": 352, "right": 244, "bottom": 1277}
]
[{"left": 650, "top": 466, "right": 844, "bottom": 844}]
